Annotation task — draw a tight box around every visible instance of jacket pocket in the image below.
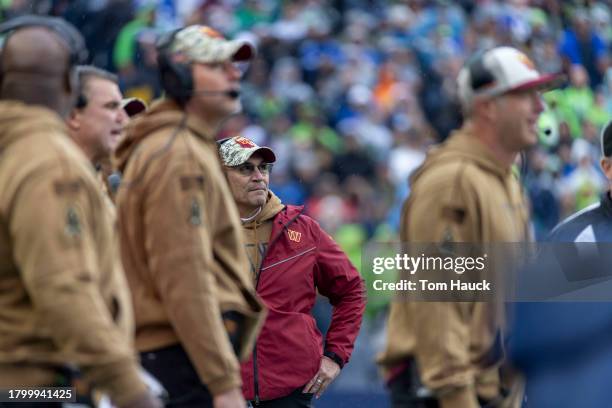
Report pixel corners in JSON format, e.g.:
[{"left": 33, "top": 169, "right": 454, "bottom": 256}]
[
  {"left": 302, "top": 313, "right": 323, "bottom": 360},
  {"left": 256, "top": 308, "right": 321, "bottom": 399}
]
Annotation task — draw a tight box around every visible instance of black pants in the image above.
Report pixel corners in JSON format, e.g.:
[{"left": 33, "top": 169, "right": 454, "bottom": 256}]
[
  {"left": 250, "top": 388, "right": 314, "bottom": 408},
  {"left": 388, "top": 360, "right": 438, "bottom": 408},
  {"left": 141, "top": 343, "right": 213, "bottom": 408}
]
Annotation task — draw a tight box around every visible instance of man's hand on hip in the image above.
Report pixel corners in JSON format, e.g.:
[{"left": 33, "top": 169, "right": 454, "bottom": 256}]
[{"left": 302, "top": 356, "right": 341, "bottom": 399}]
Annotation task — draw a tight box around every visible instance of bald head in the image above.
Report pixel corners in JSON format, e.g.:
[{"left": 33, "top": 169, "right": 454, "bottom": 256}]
[
  {"left": 1, "top": 27, "right": 75, "bottom": 116},
  {"left": 3, "top": 26, "right": 71, "bottom": 73}
]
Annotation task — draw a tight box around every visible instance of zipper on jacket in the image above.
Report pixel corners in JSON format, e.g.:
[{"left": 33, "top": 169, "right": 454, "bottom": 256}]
[
  {"left": 253, "top": 343, "right": 260, "bottom": 405},
  {"left": 255, "top": 206, "right": 304, "bottom": 290},
  {"left": 252, "top": 205, "right": 305, "bottom": 404}
]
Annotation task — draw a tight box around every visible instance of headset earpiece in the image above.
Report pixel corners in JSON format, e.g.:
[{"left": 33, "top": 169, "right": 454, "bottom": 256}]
[
  {"left": 76, "top": 93, "right": 87, "bottom": 108},
  {"left": 468, "top": 51, "right": 495, "bottom": 92},
  {"left": 157, "top": 28, "right": 193, "bottom": 105},
  {"left": 72, "top": 65, "right": 88, "bottom": 107}
]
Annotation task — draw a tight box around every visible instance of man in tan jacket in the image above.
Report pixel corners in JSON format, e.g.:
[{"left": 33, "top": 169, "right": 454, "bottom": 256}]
[
  {"left": 378, "top": 47, "right": 561, "bottom": 408},
  {"left": 66, "top": 65, "right": 145, "bottom": 201},
  {"left": 0, "top": 15, "right": 160, "bottom": 408},
  {"left": 114, "top": 25, "right": 265, "bottom": 408},
  {"left": 68, "top": 65, "right": 130, "bottom": 168}
]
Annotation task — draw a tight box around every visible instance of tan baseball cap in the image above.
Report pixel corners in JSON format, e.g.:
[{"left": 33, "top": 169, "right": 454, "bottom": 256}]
[
  {"left": 168, "top": 25, "right": 254, "bottom": 64},
  {"left": 218, "top": 136, "right": 276, "bottom": 167}
]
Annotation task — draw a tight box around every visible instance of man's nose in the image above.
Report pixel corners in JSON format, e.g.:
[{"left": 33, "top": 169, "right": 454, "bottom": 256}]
[
  {"left": 226, "top": 62, "right": 242, "bottom": 80},
  {"left": 117, "top": 108, "right": 129, "bottom": 124},
  {"left": 250, "top": 167, "right": 265, "bottom": 180}
]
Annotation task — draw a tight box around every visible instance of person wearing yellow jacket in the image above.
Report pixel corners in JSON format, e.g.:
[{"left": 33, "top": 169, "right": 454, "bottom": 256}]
[
  {"left": 378, "top": 46, "right": 561, "bottom": 408},
  {"left": 114, "top": 25, "right": 266, "bottom": 408},
  {"left": 0, "top": 15, "right": 160, "bottom": 408}
]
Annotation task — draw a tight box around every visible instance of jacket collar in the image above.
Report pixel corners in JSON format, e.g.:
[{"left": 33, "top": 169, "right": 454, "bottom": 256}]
[
  {"left": 0, "top": 101, "right": 67, "bottom": 151},
  {"left": 150, "top": 99, "right": 218, "bottom": 142},
  {"left": 184, "top": 111, "right": 218, "bottom": 143},
  {"left": 410, "top": 125, "right": 514, "bottom": 188},
  {"left": 114, "top": 98, "right": 220, "bottom": 172},
  {"left": 445, "top": 127, "right": 513, "bottom": 179},
  {"left": 243, "top": 191, "right": 285, "bottom": 228}
]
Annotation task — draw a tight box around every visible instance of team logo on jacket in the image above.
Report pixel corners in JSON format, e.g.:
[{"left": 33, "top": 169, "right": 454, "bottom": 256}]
[{"left": 287, "top": 229, "right": 302, "bottom": 242}]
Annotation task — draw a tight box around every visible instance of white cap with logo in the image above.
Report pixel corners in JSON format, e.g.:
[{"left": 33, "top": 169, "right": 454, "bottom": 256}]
[{"left": 457, "top": 46, "right": 563, "bottom": 109}]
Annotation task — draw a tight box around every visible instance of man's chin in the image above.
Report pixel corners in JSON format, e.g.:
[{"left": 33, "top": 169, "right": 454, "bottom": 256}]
[
  {"left": 108, "top": 136, "right": 121, "bottom": 151},
  {"left": 228, "top": 101, "right": 242, "bottom": 116},
  {"left": 520, "top": 128, "right": 538, "bottom": 147},
  {"left": 249, "top": 191, "right": 267, "bottom": 204},
  {"left": 527, "top": 131, "right": 539, "bottom": 146}
]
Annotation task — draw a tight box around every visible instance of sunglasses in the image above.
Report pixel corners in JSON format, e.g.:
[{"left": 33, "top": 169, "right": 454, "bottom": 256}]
[{"left": 230, "top": 162, "right": 273, "bottom": 176}]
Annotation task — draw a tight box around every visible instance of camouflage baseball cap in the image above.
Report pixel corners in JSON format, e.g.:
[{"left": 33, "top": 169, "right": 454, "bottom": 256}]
[
  {"left": 218, "top": 136, "right": 276, "bottom": 167},
  {"left": 168, "top": 25, "right": 254, "bottom": 64}
]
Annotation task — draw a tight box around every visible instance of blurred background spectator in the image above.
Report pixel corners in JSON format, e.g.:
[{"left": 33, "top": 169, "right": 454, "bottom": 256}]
[{"left": 1, "top": 0, "right": 612, "bottom": 406}]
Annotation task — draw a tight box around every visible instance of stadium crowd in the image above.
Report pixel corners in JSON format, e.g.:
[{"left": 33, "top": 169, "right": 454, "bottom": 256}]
[{"left": 2, "top": 0, "right": 610, "bottom": 242}]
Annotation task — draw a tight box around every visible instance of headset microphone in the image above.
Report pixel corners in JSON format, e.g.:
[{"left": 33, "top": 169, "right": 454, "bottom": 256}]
[
  {"left": 225, "top": 90, "right": 240, "bottom": 99},
  {"left": 189, "top": 89, "right": 240, "bottom": 99}
]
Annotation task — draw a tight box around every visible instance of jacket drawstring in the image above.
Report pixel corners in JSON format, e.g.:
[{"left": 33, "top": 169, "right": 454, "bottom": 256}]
[{"left": 254, "top": 221, "right": 259, "bottom": 280}]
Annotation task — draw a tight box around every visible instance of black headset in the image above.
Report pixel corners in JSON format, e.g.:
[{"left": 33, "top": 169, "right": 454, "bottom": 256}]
[
  {"left": 467, "top": 50, "right": 496, "bottom": 93},
  {"left": 74, "top": 65, "right": 89, "bottom": 109},
  {"left": 0, "top": 15, "right": 88, "bottom": 87},
  {"left": 157, "top": 28, "right": 194, "bottom": 106}
]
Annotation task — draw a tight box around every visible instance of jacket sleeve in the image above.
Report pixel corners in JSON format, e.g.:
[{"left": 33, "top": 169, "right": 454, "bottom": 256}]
[
  {"left": 10, "top": 164, "right": 147, "bottom": 407},
  {"left": 142, "top": 154, "right": 241, "bottom": 395},
  {"left": 313, "top": 224, "right": 365, "bottom": 366},
  {"left": 403, "top": 173, "right": 484, "bottom": 408}
]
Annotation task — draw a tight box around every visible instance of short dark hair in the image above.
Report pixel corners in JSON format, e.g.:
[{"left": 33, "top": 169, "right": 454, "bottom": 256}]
[{"left": 74, "top": 65, "right": 118, "bottom": 108}]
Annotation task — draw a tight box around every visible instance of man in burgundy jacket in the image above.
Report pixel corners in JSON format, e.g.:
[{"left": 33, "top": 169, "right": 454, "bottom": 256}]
[{"left": 218, "top": 136, "right": 366, "bottom": 407}]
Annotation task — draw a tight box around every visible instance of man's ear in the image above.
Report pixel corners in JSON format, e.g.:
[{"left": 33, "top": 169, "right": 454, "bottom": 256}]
[
  {"left": 67, "top": 109, "right": 81, "bottom": 131},
  {"left": 469, "top": 97, "right": 493, "bottom": 122},
  {"left": 601, "top": 157, "right": 612, "bottom": 182},
  {"left": 478, "top": 98, "right": 498, "bottom": 122}
]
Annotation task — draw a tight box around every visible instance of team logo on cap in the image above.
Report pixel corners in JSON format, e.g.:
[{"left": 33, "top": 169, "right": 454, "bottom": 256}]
[
  {"left": 200, "top": 26, "right": 223, "bottom": 39},
  {"left": 235, "top": 137, "right": 256, "bottom": 148},
  {"left": 517, "top": 52, "right": 536, "bottom": 71}
]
